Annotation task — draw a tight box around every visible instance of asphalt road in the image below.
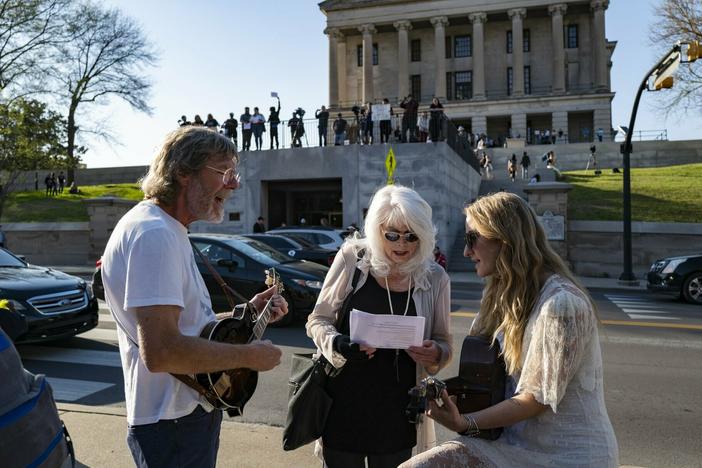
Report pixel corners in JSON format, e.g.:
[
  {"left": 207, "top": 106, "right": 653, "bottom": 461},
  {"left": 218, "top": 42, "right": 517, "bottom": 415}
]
[{"left": 16, "top": 283, "right": 702, "bottom": 468}]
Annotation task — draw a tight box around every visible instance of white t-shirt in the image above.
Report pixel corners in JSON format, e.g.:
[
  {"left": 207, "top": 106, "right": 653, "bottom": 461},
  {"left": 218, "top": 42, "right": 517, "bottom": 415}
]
[{"left": 102, "top": 200, "right": 215, "bottom": 425}]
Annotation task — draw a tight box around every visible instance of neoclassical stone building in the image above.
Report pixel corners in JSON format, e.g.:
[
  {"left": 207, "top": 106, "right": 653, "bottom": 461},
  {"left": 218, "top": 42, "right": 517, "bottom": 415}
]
[{"left": 320, "top": 0, "right": 615, "bottom": 143}]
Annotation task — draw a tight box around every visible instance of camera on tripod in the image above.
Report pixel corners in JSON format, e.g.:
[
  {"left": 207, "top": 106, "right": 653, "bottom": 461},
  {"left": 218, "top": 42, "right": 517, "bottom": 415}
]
[
  {"left": 294, "top": 107, "right": 306, "bottom": 118},
  {"left": 351, "top": 105, "right": 361, "bottom": 116},
  {"left": 405, "top": 376, "right": 446, "bottom": 424}
]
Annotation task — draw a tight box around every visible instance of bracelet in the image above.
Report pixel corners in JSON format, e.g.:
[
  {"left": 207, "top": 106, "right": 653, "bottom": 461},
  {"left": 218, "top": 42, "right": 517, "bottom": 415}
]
[{"left": 458, "top": 414, "right": 480, "bottom": 437}]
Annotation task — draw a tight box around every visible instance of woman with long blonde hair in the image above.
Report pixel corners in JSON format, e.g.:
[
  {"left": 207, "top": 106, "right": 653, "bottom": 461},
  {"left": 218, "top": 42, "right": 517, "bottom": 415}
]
[{"left": 401, "top": 192, "right": 618, "bottom": 467}]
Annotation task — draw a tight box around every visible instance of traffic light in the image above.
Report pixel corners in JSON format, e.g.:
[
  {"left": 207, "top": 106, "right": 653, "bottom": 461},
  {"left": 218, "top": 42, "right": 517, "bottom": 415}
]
[{"left": 682, "top": 40, "right": 700, "bottom": 63}]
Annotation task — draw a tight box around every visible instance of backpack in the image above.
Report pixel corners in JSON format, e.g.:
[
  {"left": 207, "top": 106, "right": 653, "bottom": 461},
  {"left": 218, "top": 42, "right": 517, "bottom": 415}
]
[{"left": 0, "top": 328, "right": 75, "bottom": 467}]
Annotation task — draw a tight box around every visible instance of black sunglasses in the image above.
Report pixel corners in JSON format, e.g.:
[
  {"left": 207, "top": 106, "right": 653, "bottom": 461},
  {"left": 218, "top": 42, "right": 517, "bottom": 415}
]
[
  {"left": 464, "top": 230, "right": 480, "bottom": 250},
  {"left": 383, "top": 231, "right": 419, "bottom": 243}
]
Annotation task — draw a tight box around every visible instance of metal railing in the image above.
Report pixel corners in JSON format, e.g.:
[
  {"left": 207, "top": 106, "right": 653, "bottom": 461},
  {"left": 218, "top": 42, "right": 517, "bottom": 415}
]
[
  {"left": 613, "top": 129, "right": 668, "bottom": 142},
  {"left": 445, "top": 119, "right": 481, "bottom": 173}
]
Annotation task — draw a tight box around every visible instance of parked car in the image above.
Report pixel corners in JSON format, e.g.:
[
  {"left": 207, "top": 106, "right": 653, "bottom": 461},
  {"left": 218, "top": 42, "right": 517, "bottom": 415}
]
[
  {"left": 0, "top": 247, "right": 99, "bottom": 343},
  {"left": 189, "top": 234, "right": 329, "bottom": 326},
  {"left": 646, "top": 253, "right": 702, "bottom": 305},
  {"left": 266, "top": 226, "right": 346, "bottom": 250},
  {"left": 242, "top": 234, "right": 336, "bottom": 267}
]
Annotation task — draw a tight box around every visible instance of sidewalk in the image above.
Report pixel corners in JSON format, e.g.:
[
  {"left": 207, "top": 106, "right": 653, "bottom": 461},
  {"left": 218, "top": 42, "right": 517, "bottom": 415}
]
[{"left": 58, "top": 404, "right": 319, "bottom": 468}]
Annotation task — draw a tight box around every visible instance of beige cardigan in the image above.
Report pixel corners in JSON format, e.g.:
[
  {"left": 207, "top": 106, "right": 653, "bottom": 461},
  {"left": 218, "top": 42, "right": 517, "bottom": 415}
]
[{"left": 306, "top": 243, "right": 453, "bottom": 454}]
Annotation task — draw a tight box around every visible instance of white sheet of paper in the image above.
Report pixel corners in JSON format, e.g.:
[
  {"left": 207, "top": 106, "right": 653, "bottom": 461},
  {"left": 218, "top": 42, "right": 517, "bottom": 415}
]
[{"left": 349, "top": 309, "right": 425, "bottom": 349}]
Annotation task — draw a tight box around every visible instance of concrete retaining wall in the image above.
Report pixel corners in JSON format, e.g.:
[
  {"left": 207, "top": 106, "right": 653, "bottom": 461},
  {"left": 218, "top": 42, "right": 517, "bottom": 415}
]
[
  {"left": 5, "top": 217, "right": 700, "bottom": 279},
  {"left": 3, "top": 222, "right": 91, "bottom": 265},
  {"left": 568, "top": 221, "right": 702, "bottom": 278}
]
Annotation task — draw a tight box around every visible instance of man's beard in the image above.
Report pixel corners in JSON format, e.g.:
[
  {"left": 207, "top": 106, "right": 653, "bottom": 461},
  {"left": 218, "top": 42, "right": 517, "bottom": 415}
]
[{"left": 187, "top": 177, "right": 225, "bottom": 223}]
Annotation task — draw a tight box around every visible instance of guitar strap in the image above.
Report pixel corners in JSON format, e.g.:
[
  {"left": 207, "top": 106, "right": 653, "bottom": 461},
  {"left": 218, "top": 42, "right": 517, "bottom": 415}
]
[{"left": 190, "top": 239, "right": 251, "bottom": 310}]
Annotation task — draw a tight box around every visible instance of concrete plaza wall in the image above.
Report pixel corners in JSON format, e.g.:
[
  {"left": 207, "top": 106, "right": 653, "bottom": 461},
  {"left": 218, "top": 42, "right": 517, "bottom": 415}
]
[
  {"left": 3, "top": 222, "right": 90, "bottom": 265},
  {"left": 189, "top": 142, "right": 482, "bottom": 260},
  {"left": 568, "top": 221, "right": 702, "bottom": 278}
]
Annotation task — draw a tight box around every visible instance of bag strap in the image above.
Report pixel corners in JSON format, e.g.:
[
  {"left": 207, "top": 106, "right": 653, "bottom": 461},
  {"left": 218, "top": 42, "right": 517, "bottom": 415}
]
[
  {"left": 190, "top": 239, "right": 250, "bottom": 309},
  {"left": 335, "top": 267, "right": 362, "bottom": 330},
  {"left": 333, "top": 247, "right": 365, "bottom": 329}
]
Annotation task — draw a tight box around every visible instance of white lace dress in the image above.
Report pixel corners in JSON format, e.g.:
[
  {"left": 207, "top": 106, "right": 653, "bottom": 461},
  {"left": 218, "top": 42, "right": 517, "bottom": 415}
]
[{"left": 403, "top": 275, "right": 619, "bottom": 467}]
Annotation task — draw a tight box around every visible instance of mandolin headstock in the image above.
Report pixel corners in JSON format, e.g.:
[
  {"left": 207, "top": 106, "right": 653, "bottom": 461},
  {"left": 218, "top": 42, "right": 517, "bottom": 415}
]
[{"left": 264, "top": 268, "right": 284, "bottom": 295}]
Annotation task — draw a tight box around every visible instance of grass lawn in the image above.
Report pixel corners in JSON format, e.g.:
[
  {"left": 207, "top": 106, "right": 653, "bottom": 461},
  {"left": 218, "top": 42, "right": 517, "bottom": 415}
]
[
  {"left": 563, "top": 163, "right": 702, "bottom": 223},
  {"left": 2, "top": 184, "right": 144, "bottom": 222}
]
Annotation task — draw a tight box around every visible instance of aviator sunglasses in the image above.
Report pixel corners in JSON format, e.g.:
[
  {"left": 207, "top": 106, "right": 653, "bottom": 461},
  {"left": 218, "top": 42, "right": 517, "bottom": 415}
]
[
  {"left": 464, "top": 230, "right": 481, "bottom": 250},
  {"left": 205, "top": 165, "right": 240, "bottom": 188},
  {"left": 383, "top": 231, "right": 419, "bottom": 243}
]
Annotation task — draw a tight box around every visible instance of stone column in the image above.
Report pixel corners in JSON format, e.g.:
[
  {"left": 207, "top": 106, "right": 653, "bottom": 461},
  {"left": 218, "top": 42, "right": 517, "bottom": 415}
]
[
  {"left": 552, "top": 110, "right": 568, "bottom": 143},
  {"left": 593, "top": 107, "right": 612, "bottom": 141},
  {"left": 508, "top": 8, "right": 527, "bottom": 97},
  {"left": 325, "top": 28, "right": 340, "bottom": 108},
  {"left": 337, "top": 34, "right": 347, "bottom": 106},
  {"left": 85, "top": 197, "right": 137, "bottom": 263},
  {"left": 469, "top": 12, "right": 487, "bottom": 100},
  {"left": 591, "top": 0, "right": 609, "bottom": 92},
  {"left": 394, "top": 20, "right": 412, "bottom": 100},
  {"left": 431, "top": 16, "right": 449, "bottom": 100},
  {"left": 511, "top": 112, "right": 527, "bottom": 139},
  {"left": 549, "top": 4, "right": 567, "bottom": 94},
  {"left": 472, "top": 115, "right": 487, "bottom": 136},
  {"left": 523, "top": 182, "right": 573, "bottom": 260},
  {"left": 359, "top": 24, "right": 377, "bottom": 103}
]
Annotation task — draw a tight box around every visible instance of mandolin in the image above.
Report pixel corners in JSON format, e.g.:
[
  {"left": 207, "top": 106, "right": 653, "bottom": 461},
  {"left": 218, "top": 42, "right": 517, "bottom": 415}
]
[{"left": 190, "top": 269, "right": 284, "bottom": 416}]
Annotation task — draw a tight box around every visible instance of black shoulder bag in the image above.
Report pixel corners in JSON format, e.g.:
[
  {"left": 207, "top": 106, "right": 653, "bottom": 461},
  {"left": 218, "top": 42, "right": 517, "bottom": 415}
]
[{"left": 282, "top": 265, "right": 362, "bottom": 451}]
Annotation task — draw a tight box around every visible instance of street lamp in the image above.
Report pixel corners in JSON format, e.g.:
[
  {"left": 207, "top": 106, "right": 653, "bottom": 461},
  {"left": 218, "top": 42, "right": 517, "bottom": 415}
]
[{"left": 618, "top": 40, "right": 700, "bottom": 284}]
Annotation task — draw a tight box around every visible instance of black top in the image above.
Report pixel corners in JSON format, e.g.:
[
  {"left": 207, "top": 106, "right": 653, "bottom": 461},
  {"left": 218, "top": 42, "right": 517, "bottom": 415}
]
[{"left": 323, "top": 275, "right": 417, "bottom": 454}]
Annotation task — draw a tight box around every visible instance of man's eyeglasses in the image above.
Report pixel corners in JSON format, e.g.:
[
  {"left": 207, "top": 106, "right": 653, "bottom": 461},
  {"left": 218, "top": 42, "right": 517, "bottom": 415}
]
[
  {"left": 465, "top": 230, "right": 481, "bottom": 250},
  {"left": 383, "top": 231, "right": 419, "bottom": 243},
  {"left": 205, "top": 166, "right": 240, "bottom": 188}
]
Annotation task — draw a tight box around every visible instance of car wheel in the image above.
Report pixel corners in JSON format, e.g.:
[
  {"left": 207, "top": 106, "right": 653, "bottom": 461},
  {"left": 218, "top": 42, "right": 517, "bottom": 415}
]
[
  {"left": 682, "top": 273, "right": 702, "bottom": 305},
  {"left": 269, "top": 291, "right": 295, "bottom": 327}
]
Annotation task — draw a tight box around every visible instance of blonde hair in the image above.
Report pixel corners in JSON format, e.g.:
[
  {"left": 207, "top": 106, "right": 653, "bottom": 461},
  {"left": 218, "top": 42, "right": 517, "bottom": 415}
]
[
  {"left": 347, "top": 185, "right": 436, "bottom": 280},
  {"left": 140, "top": 126, "right": 238, "bottom": 205},
  {"left": 466, "top": 192, "right": 594, "bottom": 375}
]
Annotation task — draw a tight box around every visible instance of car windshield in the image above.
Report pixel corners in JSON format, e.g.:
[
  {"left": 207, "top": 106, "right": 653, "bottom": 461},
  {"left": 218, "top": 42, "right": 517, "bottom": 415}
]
[
  {"left": 280, "top": 234, "right": 315, "bottom": 249},
  {"left": 222, "top": 238, "right": 295, "bottom": 266},
  {"left": 0, "top": 249, "right": 25, "bottom": 267}
]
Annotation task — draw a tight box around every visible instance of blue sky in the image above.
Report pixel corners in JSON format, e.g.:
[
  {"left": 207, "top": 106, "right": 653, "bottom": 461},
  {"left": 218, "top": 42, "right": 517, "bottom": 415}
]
[{"left": 85, "top": 0, "right": 701, "bottom": 168}]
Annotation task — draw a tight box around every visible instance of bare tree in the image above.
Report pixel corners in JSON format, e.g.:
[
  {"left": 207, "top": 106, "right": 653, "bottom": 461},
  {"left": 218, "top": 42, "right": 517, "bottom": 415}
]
[
  {"left": 0, "top": 0, "right": 69, "bottom": 100},
  {"left": 650, "top": 0, "right": 702, "bottom": 113},
  {"left": 51, "top": 1, "right": 158, "bottom": 168}
]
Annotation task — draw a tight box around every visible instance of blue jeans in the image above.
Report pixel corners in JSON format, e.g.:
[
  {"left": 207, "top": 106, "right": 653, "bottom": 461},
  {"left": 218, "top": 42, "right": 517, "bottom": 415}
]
[
  {"left": 335, "top": 132, "right": 346, "bottom": 146},
  {"left": 127, "top": 405, "right": 222, "bottom": 468}
]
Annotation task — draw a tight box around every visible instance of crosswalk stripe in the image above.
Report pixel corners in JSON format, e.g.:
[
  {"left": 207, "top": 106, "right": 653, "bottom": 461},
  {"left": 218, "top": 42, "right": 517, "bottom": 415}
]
[
  {"left": 99, "top": 312, "right": 115, "bottom": 323},
  {"left": 626, "top": 314, "right": 680, "bottom": 321},
  {"left": 77, "top": 327, "right": 118, "bottom": 342},
  {"left": 620, "top": 308, "right": 672, "bottom": 314},
  {"left": 20, "top": 346, "right": 121, "bottom": 367},
  {"left": 45, "top": 377, "right": 114, "bottom": 402}
]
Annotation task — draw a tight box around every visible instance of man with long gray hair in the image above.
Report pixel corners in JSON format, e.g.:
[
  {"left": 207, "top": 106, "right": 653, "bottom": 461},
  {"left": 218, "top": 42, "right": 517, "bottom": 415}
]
[{"left": 101, "top": 126, "right": 288, "bottom": 467}]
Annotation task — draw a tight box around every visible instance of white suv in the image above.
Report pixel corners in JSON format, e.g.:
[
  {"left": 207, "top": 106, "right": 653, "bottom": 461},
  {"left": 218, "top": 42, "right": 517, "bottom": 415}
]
[{"left": 266, "top": 227, "right": 347, "bottom": 251}]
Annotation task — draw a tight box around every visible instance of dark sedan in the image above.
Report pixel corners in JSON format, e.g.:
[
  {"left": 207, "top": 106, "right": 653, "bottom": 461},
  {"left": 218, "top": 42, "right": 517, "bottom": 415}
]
[
  {"left": 242, "top": 233, "right": 336, "bottom": 267},
  {"left": 0, "top": 248, "right": 99, "bottom": 343},
  {"left": 189, "top": 234, "right": 329, "bottom": 326},
  {"left": 647, "top": 253, "right": 702, "bottom": 305}
]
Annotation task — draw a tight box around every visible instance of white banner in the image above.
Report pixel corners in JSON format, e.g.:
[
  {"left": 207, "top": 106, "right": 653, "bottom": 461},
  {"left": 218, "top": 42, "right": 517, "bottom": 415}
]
[{"left": 372, "top": 104, "right": 391, "bottom": 121}]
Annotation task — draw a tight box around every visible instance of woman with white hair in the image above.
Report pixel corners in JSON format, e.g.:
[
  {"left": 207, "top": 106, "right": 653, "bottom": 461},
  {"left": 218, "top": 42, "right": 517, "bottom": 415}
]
[
  {"left": 306, "top": 184, "right": 453, "bottom": 468},
  {"left": 400, "top": 192, "right": 618, "bottom": 467}
]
